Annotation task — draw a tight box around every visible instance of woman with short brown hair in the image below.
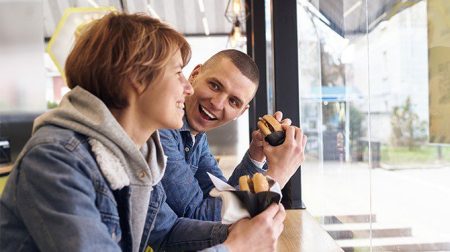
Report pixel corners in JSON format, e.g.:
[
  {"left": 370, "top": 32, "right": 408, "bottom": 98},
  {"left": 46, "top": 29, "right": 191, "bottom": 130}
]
[{"left": 0, "top": 12, "right": 285, "bottom": 252}]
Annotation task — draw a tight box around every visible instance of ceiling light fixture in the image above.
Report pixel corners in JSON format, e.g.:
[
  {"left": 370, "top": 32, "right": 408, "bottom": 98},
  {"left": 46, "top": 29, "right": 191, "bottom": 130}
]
[
  {"left": 198, "top": 0, "right": 205, "bottom": 13},
  {"left": 225, "top": 0, "right": 247, "bottom": 49},
  {"left": 202, "top": 17, "right": 210, "bottom": 36},
  {"left": 146, "top": 4, "right": 160, "bottom": 19},
  {"left": 227, "top": 19, "right": 245, "bottom": 48},
  {"left": 225, "top": 0, "right": 247, "bottom": 23},
  {"left": 87, "top": 0, "right": 99, "bottom": 8},
  {"left": 198, "top": 0, "right": 209, "bottom": 36}
]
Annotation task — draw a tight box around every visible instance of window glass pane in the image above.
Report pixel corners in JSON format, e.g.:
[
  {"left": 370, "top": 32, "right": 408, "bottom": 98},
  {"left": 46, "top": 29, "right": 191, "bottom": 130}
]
[
  {"left": 265, "top": 0, "right": 275, "bottom": 114},
  {"left": 299, "top": 0, "right": 450, "bottom": 250},
  {"left": 0, "top": 1, "right": 46, "bottom": 112},
  {"left": 298, "top": 1, "right": 372, "bottom": 246}
]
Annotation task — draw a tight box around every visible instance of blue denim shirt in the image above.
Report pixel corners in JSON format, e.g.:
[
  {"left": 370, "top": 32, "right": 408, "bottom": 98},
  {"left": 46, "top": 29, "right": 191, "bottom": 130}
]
[
  {"left": 159, "top": 119, "right": 266, "bottom": 221},
  {"left": 0, "top": 125, "right": 228, "bottom": 252}
]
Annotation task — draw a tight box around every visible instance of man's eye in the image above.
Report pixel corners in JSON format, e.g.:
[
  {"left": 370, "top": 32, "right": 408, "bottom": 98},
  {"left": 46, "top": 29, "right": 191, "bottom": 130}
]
[
  {"left": 210, "top": 82, "right": 219, "bottom": 90},
  {"left": 230, "top": 99, "right": 239, "bottom": 107}
]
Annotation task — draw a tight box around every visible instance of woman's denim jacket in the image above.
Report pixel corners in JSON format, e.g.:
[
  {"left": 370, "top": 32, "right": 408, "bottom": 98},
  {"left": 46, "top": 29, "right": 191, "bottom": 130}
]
[{"left": 0, "top": 125, "right": 228, "bottom": 252}]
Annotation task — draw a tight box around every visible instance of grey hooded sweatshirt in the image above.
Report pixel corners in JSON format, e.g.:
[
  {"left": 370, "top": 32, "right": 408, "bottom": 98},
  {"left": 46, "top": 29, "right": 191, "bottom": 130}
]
[{"left": 33, "top": 86, "right": 166, "bottom": 252}]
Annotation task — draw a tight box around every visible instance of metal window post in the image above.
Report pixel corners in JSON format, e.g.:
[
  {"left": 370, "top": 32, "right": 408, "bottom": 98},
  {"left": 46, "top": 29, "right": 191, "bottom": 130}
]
[
  {"left": 247, "top": 0, "right": 304, "bottom": 209},
  {"left": 246, "top": 0, "right": 268, "bottom": 135}
]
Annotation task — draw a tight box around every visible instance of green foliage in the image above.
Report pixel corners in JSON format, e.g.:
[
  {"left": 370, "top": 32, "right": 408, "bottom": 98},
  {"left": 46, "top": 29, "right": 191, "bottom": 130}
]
[
  {"left": 349, "top": 104, "right": 364, "bottom": 143},
  {"left": 47, "top": 101, "right": 58, "bottom": 109},
  {"left": 390, "top": 97, "right": 426, "bottom": 149},
  {"left": 381, "top": 145, "right": 450, "bottom": 164}
]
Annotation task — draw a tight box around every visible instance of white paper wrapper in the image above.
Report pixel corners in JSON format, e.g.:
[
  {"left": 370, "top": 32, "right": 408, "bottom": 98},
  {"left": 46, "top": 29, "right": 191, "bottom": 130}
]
[{"left": 208, "top": 173, "right": 282, "bottom": 224}]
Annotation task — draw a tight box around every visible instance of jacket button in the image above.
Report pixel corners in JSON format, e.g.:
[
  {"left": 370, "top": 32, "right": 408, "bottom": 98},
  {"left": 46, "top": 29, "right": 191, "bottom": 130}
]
[
  {"left": 139, "top": 171, "right": 146, "bottom": 178},
  {"left": 184, "top": 147, "right": 190, "bottom": 152}
]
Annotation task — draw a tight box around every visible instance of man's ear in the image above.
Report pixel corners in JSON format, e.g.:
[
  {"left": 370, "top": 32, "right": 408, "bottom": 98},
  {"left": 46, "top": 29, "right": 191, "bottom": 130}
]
[
  {"left": 189, "top": 64, "right": 202, "bottom": 82},
  {"left": 239, "top": 104, "right": 250, "bottom": 117}
]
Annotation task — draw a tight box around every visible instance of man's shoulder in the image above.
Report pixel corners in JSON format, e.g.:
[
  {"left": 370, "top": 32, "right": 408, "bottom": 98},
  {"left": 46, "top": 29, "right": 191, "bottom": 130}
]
[{"left": 196, "top": 132, "right": 209, "bottom": 145}]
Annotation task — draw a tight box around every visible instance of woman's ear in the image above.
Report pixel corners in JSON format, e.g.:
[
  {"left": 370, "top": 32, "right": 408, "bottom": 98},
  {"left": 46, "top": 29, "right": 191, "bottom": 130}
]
[
  {"left": 128, "top": 77, "right": 147, "bottom": 95},
  {"left": 131, "top": 82, "right": 142, "bottom": 94}
]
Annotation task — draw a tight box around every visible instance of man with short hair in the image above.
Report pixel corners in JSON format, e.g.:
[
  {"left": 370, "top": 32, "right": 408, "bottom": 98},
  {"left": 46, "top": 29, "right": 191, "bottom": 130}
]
[{"left": 159, "top": 49, "right": 307, "bottom": 221}]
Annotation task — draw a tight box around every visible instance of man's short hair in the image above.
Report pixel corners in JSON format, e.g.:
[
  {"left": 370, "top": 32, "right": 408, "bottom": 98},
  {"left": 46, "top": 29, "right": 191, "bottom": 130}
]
[
  {"left": 203, "top": 49, "right": 259, "bottom": 87},
  {"left": 65, "top": 12, "right": 191, "bottom": 109}
]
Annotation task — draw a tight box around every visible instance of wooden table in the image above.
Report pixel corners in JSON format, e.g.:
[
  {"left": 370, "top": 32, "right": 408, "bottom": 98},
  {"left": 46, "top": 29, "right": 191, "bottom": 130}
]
[
  {"left": 277, "top": 210, "right": 343, "bottom": 252},
  {"left": 0, "top": 164, "right": 13, "bottom": 193},
  {"left": 0, "top": 163, "right": 13, "bottom": 176}
]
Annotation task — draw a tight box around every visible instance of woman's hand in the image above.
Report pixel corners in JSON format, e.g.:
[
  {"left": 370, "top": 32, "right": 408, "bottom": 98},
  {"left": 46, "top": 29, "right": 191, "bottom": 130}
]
[{"left": 224, "top": 204, "right": 286, "bottom": 252}]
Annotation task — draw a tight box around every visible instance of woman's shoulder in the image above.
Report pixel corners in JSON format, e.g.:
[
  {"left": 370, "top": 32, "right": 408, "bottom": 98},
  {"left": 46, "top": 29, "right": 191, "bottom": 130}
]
[
  {"left": 15, "top": 125, "right": 106, "bottom": 190},
  {"left": 17, "top": 125, "right": 95, "bottom": 174},
  {"left": 28, "top": 125, "right": 89, "bottom": 152}
]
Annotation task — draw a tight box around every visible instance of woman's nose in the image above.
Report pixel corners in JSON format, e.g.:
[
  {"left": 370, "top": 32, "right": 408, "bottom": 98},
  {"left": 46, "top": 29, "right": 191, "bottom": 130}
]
[{"left": 182, "top": 74, "right": 194, "bottom": 96}]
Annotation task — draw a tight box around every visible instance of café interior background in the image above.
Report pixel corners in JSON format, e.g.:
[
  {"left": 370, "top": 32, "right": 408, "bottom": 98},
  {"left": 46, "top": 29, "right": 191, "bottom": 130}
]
[{"left": 1, "top": 0, "right": 450, "bottom": 251}]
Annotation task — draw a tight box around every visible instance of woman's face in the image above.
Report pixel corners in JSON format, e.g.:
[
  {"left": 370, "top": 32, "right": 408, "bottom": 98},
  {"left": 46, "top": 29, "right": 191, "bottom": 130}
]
[{"left": 136, "top": 49, "right": 193, "bottom": 130}]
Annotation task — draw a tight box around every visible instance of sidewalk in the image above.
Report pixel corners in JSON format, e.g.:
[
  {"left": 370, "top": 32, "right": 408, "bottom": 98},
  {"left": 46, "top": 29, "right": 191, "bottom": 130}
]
[{"left": 302, "top": 161, "right": 450, "bottom": 250}]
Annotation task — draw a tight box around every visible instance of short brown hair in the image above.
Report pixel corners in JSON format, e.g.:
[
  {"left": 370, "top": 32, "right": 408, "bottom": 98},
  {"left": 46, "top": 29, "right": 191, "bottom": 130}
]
[
  {"left": 203, "top": 49, "right": 259, "bottom": 86},
  {"left": 65, "top": 12, "right": 191, "bottom": 109}
]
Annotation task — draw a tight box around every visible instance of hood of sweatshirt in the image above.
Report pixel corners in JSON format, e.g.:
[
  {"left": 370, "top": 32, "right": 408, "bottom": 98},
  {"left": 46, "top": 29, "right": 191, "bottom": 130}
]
[
  {"left": 32, "top": 86, "right": 166, "bottom": 251},
  {"left": 33, "top": 86, "right": 166, "bottom": 187}
]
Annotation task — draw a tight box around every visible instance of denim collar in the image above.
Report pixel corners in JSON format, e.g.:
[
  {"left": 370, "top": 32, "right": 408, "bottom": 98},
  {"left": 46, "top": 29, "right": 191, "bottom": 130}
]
[{"left": 180, "top": 116, "right": 206, "bottom": 139}]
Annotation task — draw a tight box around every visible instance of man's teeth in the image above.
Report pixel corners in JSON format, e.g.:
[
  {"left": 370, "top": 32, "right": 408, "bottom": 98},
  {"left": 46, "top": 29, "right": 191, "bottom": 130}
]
[
  {"left": 176, "top": 102, "right": 184, "bottom": 109},
  {"left": 201, "top": 106, "right": 216, "bottom": 119}
]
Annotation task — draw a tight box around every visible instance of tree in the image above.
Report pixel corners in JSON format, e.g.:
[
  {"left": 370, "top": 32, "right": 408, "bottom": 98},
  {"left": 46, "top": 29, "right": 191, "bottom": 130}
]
[{"left": 390, "top": 97, "right": 426, "bottom": 149}]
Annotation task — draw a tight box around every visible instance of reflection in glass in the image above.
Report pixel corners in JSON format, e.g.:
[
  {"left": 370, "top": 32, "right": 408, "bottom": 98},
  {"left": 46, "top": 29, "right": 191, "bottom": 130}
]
[{"left": 299, "top": 0, "right": 450, "bottom": 251}]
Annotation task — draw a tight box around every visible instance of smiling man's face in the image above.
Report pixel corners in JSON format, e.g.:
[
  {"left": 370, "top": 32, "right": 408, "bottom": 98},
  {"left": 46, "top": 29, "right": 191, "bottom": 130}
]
[{"left": 185, "top": 57, "right": 257, "bottom": 135}]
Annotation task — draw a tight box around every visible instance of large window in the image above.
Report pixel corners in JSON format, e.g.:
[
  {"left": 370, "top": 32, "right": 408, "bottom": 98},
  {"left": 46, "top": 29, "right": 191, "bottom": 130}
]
[
  {"left": 0, "top": 1, "right": 46, "bottom": 113},
  {"left": 298, "top": 0, "right": 450, "bottom": 250}
]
